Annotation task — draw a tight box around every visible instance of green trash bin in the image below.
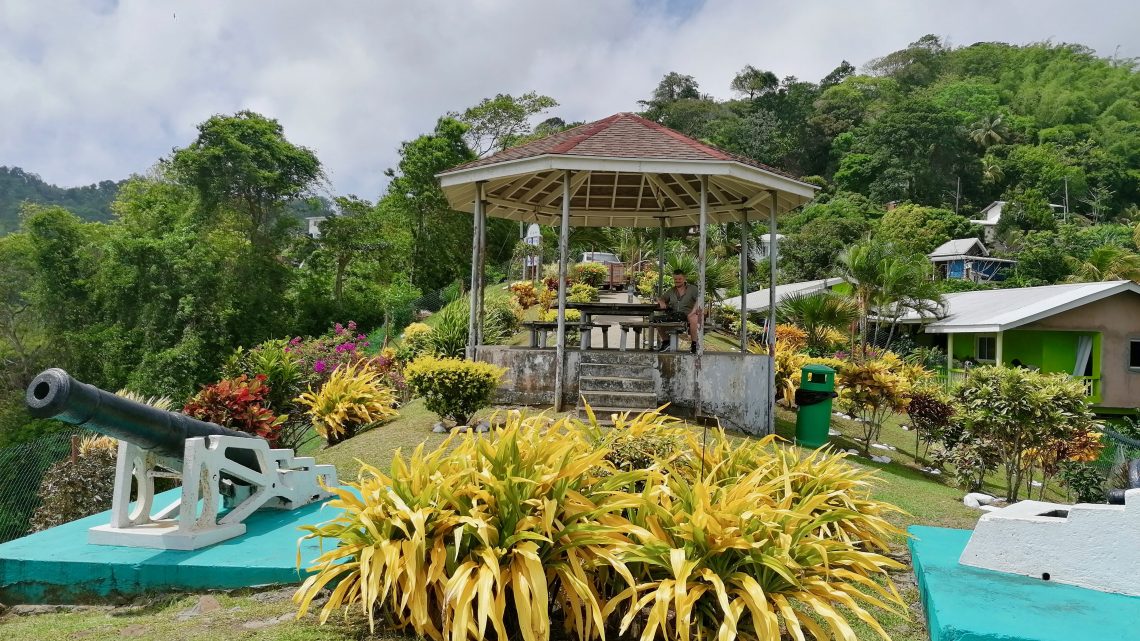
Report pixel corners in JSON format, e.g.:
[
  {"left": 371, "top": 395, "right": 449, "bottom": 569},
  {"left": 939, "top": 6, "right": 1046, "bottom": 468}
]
[{"left": 794, "top": 364, "right": 837, "bottom": 449}]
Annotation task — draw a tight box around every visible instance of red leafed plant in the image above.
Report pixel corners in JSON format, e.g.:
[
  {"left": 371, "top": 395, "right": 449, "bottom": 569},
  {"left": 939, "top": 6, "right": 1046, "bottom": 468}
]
[{"left": 183, "top": 374, "right": 286, "bottom": 446}]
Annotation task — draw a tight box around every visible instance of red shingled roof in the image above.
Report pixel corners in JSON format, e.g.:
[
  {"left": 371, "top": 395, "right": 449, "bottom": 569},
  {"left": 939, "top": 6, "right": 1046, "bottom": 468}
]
[{"left": 441, "top": 112, "right": 803, "bottom": 181}]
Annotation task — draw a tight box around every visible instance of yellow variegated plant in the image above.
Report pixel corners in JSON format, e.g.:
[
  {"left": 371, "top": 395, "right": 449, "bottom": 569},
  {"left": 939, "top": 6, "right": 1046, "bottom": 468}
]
[
  {"left": 295, "top": 412, "right": 642, "bottom": 641},
  {"left": 295, "top": 361, "right": 399, "bottom": 445},
  {"left": 296, "top": 405, "right": 909, "bottom": 641}
]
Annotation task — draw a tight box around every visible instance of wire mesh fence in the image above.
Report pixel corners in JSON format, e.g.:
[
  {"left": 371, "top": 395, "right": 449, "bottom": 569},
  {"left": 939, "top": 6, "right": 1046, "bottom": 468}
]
[
  {"left": 1095, "top": 425, "right": 1140, "bottom": 484},
  {"left": 0, "top": 427, "right": 90, "bottom": 543}
]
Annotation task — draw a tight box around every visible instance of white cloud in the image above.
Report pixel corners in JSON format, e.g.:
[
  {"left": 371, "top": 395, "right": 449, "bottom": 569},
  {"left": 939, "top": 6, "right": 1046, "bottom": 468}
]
[{"left": 2, "top": 0, "right": 1137, "bottom": 198}]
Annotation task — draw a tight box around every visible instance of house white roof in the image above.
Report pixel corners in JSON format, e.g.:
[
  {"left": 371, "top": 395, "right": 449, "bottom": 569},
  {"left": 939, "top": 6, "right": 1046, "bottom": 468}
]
[
  {"left": 929, "top": 238, "right": 988, "bottom": 259},
  {"left": 721, "top": 278, "right": 842, "bottom": 311},
  {"left": 897, "top": 280, "right": 1140, "bottom": 333}
]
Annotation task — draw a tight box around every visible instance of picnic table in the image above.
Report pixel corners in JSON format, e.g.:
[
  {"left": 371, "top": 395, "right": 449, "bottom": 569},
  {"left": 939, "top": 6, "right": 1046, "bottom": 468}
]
[{"left": 567, "top": 301, "right": 658, "bottom": 350}]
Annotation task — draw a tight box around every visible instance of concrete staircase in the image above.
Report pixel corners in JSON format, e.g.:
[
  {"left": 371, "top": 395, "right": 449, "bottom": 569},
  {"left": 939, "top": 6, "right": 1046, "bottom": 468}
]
[{"left": 576, "top": 352, "right": 659, "bottom": 423}]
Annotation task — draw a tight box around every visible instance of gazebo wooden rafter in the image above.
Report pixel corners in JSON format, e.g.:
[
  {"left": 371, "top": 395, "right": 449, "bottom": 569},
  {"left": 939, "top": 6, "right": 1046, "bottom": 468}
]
[{"left": 436, "top": 112, "right": 817, "bottom": 432}]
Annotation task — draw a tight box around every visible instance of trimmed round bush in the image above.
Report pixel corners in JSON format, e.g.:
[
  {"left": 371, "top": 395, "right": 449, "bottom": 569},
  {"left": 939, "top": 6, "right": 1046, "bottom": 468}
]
[
  {"left": 404, "top": 356, "right": 506, "bottom": 426},
  {"left": 569, "top": 261, "right": 608, "bottom": 287}
]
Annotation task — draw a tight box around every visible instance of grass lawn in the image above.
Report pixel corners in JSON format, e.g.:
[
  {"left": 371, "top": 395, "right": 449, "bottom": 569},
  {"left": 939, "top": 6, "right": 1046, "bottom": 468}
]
[{"left": 5, "top": 399, "right": 988, "bottom": 641}]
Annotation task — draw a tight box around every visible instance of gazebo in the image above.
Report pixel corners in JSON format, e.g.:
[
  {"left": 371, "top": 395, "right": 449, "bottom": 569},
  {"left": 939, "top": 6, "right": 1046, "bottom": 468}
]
[{"left": 436, "top": 113, "right": 817, "bottom": 433}]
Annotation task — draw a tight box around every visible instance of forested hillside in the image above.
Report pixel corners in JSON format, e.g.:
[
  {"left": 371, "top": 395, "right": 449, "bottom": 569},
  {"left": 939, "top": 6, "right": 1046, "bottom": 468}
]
[
  {"left": 0, "top": 167, "right": 122, "bottom": 234},
  {"left": 647, "top": 36, "right": 1140, "bottom": 217}
]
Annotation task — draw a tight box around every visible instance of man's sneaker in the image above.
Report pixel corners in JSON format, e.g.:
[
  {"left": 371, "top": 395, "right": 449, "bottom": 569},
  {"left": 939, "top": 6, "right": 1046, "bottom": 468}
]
[
  {"left": 690, "top": 342, "right": 699, "bottom": 354},
  {"left": 657, "top": 342, "right": 670, "bottom": 352}
]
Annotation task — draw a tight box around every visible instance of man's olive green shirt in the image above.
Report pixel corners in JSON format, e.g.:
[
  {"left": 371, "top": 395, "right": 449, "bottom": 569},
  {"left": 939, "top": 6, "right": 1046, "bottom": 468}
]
[{"left": 665, "top": 284, "right": 698, "bottom": 314}]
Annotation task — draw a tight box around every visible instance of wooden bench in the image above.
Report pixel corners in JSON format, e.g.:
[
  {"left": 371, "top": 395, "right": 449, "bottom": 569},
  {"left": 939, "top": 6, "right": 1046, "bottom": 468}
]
[
  {"left": 521, "top": 321, "right": 609, "bottom": 349},
  {"left": 618, "top": 321, "right": 686, "bottom": 351}
]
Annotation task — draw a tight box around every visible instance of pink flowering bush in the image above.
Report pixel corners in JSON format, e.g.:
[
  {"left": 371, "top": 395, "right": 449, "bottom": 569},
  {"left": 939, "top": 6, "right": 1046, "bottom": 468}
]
[{"left": 284, "top": 321, "right": 409, "bottom": 401}]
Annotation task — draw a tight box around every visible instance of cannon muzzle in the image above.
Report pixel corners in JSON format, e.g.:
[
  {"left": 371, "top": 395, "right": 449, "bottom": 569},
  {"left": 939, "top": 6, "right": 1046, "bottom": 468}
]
[{"left": 26, "top": 368, "right": 257, "bottom": 460}]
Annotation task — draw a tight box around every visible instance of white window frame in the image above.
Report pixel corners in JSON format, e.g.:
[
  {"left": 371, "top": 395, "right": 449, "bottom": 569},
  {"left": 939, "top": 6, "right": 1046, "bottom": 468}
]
[{"left": 976, "top": 335, "right": 997, "bottom": 362}]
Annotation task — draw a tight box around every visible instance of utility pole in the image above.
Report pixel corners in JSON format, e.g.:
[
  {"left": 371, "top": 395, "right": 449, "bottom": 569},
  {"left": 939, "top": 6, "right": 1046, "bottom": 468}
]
[
  {"left": 1063, "top": 176, "right": 1070, "bottom": 222},
  {"left": 954, "top": 176, "right": 961, "bottom": 215}
]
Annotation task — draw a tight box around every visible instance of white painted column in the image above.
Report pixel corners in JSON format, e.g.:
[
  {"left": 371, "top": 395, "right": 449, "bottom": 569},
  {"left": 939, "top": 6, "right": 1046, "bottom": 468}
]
[
  {"left": 947, "top": 333, "right": 955, "bottom": 379},
  {"left": 553, "top": 171, "right": 572, "bottom": 412},
  {"left": 696, "top": 176, "right": 708, "bottom": 357},
  {"left": 767, "top": 190, "right": 778, "bottom": 436},
  {"left": 475, "top": 189, "right": 487, "bottom": 346},
  {"left": 657, "top": 218, "right": 666, "bottom": 296},
  {"left": 739, "top": 207, "right": 749, "bottom": 352},
  {"left": 995, "top": 331, "right": 1004, "bottom": 366}
]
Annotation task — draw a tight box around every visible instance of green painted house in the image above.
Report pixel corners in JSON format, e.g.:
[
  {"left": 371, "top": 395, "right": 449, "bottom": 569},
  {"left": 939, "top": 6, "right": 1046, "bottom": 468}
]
[{"left": 896, "top": 281, "right": 1140, "bottom": 415}]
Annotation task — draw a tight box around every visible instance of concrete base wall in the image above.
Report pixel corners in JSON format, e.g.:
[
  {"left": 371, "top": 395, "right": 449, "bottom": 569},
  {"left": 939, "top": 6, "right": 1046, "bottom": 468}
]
[{"left": 474, "top": 347, "right": 773, "bottom": 434}]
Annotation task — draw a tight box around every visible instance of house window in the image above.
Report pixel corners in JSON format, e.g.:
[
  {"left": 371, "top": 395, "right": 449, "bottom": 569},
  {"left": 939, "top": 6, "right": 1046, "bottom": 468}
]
[
  {"left": 977, "top": 336, "right": 997, "bottom": 362},
  {"left": 1130, "top": 340, "right": 1140, "bottom": 369}
]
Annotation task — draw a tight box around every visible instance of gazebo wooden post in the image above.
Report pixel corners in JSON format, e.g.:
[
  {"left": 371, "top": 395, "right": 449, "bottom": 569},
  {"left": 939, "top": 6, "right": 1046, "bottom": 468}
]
[
  {"left": 657, "top": 217, "right": 666, "bottom": 297},
  {"left": 476, "top": 189, "right": 487, "bottom": 345},
  {"left": 767, "top": 190, "right": 778, "bottom": 435},
  {"left": 739, "top": 205, "right": 749, "bottom": 352},
  {"left": 693, "top": 175, "right": 709, "bottom": 418},
  {"left": 696, "top": 176, "right": 708, "bottom": 357},
  {"left": 553, "top": 170, "right": 572, "bottom": 412},
  {"left": 466, "top": 181, "right": 486, "bottom": 360}
]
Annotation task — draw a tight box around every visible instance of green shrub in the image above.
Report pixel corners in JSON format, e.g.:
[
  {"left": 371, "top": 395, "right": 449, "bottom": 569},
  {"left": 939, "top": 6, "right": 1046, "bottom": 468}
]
[
  {"left": 542, "top": 308, "right": 581, "bottom": 323},
  {"left": 396, "top": 322, "right": 433, "bottom": 362},
  {"left": 952, "top": 365, "right": 1098, "bottom": 501},
  {"left": 569, "top": 261, "right": 608, "bottom": 286},
  {"left": 567, "top": 282, "right": 598, "bottom": 303},
  {"left": 427, "top": 295, "right": 519, "bottom": 357},
  {"left": 426, "top": 296, "right": 470, "bottom": 358},
  {"left": 404, "top": 356, "right": 506, "bottom": 425},
  {"left": 482, "top": 294, "right": 521, "bottom": 344}
]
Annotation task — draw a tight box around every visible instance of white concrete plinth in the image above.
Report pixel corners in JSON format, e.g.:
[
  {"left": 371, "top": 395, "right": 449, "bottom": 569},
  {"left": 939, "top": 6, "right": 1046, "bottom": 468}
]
[
  {"left": 959, "top": 488, "right": 1140, "bottom": 596},
  {"left": 89, "top": 521, "right": 246, "bottom": 550}
]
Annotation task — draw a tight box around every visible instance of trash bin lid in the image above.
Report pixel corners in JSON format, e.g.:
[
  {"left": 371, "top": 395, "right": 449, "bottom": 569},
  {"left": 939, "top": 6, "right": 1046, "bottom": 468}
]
[{"left": 802, "top": 364, "right": 836, "bottom": 375}]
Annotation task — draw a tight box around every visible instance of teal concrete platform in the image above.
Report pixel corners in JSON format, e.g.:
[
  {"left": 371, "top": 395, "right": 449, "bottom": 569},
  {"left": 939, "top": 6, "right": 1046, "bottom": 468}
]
[
  {"left": 909, "top": 525, "right": 1140, "bottom": 641},
  {"left": 0, "top": 489, "right": 344, "bottom": 603}
]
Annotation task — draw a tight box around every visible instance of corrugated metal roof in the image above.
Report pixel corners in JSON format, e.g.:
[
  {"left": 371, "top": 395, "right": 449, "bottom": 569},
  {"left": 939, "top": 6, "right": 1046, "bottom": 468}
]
[
  {"left": 897, "top": 281, "right": 1140, "bottom": 333},
  {"left": 721, "top": 278, "right": 842, "bottom": 311},
  {"left": 929, "top": 238, "right": 987, "bottom": 258}
]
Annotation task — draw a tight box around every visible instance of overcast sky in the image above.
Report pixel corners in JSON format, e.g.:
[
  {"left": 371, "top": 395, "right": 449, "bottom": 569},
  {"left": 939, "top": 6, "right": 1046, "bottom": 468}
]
[{"left": 3, "top": 0, "right": 1138, "bottom": 199}]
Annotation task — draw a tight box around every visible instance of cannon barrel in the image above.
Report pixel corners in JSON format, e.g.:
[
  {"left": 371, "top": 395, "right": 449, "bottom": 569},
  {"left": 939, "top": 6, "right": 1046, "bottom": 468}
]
[{"left": 26, "top": 368, "right": 258, "bottom": 462}]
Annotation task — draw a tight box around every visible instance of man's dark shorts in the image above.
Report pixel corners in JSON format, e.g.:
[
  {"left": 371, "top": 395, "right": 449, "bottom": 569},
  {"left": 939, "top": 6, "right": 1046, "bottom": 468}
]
[{"left": 654, "top": 310, "right": 688, "bottom": 323}]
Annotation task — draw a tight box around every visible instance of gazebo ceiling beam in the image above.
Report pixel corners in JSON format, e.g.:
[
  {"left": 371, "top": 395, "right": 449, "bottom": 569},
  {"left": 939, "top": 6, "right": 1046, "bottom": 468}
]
[
  {"left": 538, "top": 171, "right": 589, "bottom": 207},
  {"left": 494, "top": 173, "right": 538, "bottom": 201},
  {"left": 668, "top": 173, "right": 703, "bottom": 206},
  {"left": 644, "top": 174, "right": 688, "bottom": 211},
  {"left": 516, "top": 171, "right": 562, "bottom": 204},
  {"left": 711, "top": 176, "right": 751, "bottom": 201},
  {"left": 635, "top": 174, "right": 647, "bottom": 211}
]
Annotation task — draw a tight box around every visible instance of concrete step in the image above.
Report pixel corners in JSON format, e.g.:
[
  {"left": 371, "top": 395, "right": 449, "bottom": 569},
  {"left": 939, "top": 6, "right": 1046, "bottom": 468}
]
[
  {"left": 578, "top": 375, "right": 655, "bottom": 393},
  {"left": 578, "top": 390, "right": 658, "bottom": 411},
  {"left": 578, "top": 361, "right": 657, "bottom": 379},
  {"left": 579, "top": 351, "right": 659, "bottom": 366},
  {"left": 577, "top": 405, "right": 657, "bottom": 423}
]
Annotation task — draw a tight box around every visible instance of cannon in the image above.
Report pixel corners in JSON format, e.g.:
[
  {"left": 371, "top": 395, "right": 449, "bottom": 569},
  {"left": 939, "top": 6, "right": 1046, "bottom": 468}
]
[{"left": 26, "top": 368, "right": 338, "bottom": 550}]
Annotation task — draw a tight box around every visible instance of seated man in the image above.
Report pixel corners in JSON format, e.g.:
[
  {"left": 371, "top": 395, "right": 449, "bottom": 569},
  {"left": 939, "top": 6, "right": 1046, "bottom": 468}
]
[{"left": 655, "top": 269, "right": 701, "bottom": 353}]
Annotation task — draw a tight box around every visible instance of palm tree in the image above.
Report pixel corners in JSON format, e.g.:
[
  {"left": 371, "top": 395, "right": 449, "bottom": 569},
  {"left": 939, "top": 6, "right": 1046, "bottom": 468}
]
[
  {"left": 969, "top": 113, "right": 1007, "bottom": 149},
  {"left": 838, "top": 239, "right": 946, "bottom": 352},
  {"left": 1064, "top": 245, "right": 1140, "bottom": 284},
  {"left": 981, "top": 156, "right": 1005, "bottom": 185},
  {"left": 777, "top": 291, "right": 859, "bottom": 353}
]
